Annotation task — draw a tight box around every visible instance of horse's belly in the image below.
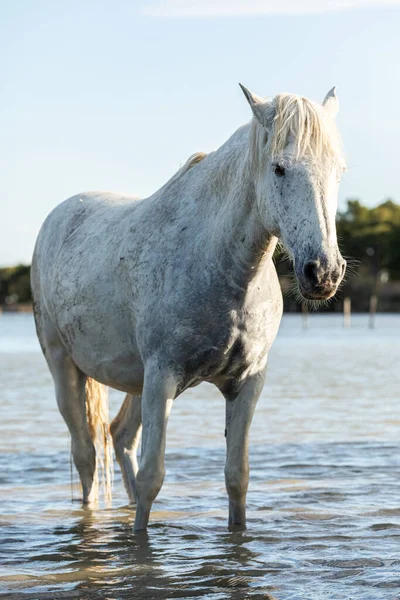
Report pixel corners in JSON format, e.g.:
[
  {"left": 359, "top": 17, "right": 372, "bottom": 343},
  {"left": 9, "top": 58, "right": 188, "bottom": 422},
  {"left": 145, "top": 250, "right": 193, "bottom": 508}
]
[
  {"left": 97, "top": 359, "right": 145, "bottom": 394},
  {"left": 75, "top": 343, "right": 145, "bottom": 394},
  {"left": 56, "top": 312, "right": 145, "bottom": 394}
]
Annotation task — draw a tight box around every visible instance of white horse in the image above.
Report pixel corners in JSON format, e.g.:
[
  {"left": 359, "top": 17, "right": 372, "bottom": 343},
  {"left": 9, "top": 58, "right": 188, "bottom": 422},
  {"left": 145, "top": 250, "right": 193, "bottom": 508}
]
[{"left": 31, "top": 85, "right": 346, "bottom": 531}]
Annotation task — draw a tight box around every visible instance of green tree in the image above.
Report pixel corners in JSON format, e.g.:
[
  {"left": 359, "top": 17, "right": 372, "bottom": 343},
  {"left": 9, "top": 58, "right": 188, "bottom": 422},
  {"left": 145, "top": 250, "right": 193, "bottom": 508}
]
[
  {"left": 0, "top": 265, "right": 32, "bottom": 304},
  {"left": 337, "top": 198, "right": 400, "bottom": 282}
]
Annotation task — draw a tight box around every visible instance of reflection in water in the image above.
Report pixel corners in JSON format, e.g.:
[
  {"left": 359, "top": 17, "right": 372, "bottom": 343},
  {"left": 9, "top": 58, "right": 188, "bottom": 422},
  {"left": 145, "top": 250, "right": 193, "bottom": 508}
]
[
  {"left": 2, "top": 505, "right": 281, "bottom": 599},
  {"left": 1, "top": 314, "right": 400, "bottom": 599}
]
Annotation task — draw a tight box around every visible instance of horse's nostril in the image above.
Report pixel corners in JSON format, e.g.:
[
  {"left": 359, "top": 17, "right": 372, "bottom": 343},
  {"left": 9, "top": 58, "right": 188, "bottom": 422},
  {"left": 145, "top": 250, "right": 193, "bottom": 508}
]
[
  {"left": 340, "top": 260, "right": 347, "bottom": 279},
  {"left": 303, "top": 261, "right": 319, "bottom": 285}
]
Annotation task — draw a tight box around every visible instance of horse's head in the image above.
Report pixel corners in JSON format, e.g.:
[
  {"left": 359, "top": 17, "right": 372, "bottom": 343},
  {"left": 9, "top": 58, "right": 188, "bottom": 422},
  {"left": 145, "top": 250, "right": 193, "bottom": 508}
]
[{"left": 241, "top": 84, "right": 346, "bottom": 301}]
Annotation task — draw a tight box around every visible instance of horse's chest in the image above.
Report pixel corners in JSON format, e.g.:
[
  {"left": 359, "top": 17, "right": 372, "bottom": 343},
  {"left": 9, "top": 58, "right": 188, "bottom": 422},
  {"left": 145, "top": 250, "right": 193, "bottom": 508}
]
[
  {"left": 179, "top": 312, "right": 270, "bottom": 391},
  {"left": 140, "top": 269, "right": 282, "bottom": 390},
  {"left": 218, "top": 333, "right": 256, "bottom": 377}
]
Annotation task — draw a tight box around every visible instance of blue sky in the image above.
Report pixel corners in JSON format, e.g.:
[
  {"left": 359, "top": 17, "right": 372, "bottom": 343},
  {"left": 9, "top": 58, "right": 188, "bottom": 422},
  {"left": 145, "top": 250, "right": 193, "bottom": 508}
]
[{"left": 2, "top": 0, "right": 400, "bottom": 266}]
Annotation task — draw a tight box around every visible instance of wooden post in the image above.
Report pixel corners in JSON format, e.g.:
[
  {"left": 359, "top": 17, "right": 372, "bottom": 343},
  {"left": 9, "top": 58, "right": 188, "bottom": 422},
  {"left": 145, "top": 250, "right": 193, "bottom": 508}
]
[
  {"left": 343, "top": 297, "right": 351, "bottom": 328},
  {"left": 302, "top": 303, "right": 308, "bottom": 330},
  {"left": 369, "top": 294, "right": 377, "bottom": 329}
]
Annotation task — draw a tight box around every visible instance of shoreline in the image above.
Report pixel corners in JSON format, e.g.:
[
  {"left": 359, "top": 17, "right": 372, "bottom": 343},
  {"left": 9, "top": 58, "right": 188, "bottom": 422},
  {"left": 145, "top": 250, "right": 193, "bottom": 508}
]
[{"left": 0, "top": 303, "right": 33, "bottom": 313}]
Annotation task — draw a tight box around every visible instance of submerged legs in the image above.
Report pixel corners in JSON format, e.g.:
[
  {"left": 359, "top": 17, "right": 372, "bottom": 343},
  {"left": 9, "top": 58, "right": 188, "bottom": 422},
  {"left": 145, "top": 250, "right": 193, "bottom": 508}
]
[
  {"left": 110, "top": 394, "right": 142, "bottom": 504},
  {"left": 131, "top": 363, "right": 265, "bottom": 531},
  {"left": 224, "top": 371, "right": 265, "bottom": 528},
  {"left": 134, "top": 363, "right": 177, "bottom": 531}
]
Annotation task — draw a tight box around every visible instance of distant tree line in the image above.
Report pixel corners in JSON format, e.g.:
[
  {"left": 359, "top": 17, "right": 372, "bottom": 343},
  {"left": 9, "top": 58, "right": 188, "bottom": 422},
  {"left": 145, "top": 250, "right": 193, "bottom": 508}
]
[
  {"left": 0, "top": 264, "right": 31, "bottom": 306},
  {"left": 337, "top": 198, "right": 400, "bottom": 281},
  {"left": 1, "top": 199, "right": 400, "bottom": 311}
]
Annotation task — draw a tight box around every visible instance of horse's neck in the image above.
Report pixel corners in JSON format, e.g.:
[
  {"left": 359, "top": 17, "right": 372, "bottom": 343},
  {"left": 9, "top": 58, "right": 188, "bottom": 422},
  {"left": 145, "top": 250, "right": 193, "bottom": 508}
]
[{"left": 200, "top": 125, "right": 277, "bottom": 287}]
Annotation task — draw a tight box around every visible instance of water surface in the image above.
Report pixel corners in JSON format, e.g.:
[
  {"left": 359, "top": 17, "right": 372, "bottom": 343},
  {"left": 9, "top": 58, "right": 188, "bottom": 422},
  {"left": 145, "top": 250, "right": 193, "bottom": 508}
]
[{"left": 1, "top": 314, "right": 400, "bottom": 599}]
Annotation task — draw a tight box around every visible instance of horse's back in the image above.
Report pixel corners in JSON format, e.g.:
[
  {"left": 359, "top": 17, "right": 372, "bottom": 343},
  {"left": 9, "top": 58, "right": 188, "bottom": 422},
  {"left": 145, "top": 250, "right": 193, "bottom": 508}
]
[
  {"left": 34, "top": 191, "right": 138, "bottom": 261},
  {"left": 33, "top": 191, "right": 139, "bottom": 283}
]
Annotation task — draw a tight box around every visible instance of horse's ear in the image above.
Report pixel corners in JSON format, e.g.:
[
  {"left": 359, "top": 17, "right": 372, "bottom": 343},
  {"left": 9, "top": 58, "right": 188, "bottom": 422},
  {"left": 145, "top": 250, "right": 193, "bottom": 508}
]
[
  {"left": 322, "top": 86, "right": 339, "bottom": 119},
  {"left": 239, "top": 83, "right": 274, "bottom": 128}
]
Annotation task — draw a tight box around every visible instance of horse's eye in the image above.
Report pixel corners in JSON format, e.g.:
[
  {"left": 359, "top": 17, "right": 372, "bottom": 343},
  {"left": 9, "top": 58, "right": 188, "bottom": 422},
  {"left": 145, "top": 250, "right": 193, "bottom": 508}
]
[{"left": 274, "top": 165, "right": 285, "bottom": 177}]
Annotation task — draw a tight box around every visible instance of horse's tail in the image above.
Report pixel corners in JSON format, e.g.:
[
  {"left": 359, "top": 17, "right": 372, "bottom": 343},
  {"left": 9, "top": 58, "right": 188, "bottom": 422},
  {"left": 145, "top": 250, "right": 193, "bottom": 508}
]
[{"left": 85, "top": 377, "right": 113, "bottom": 502}]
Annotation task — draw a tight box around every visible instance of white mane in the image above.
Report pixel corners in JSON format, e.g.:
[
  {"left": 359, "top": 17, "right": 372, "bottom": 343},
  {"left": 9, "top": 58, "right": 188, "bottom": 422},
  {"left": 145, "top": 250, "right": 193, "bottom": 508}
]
[
  {"left": 180, "top": 152, "right": 208, "bottom": 173},
  {"left": 249, "top": 93, "right": 345, "bottom": 167},
  {"left": 159, "top": 151, "right": 208, "bottom": 192}
]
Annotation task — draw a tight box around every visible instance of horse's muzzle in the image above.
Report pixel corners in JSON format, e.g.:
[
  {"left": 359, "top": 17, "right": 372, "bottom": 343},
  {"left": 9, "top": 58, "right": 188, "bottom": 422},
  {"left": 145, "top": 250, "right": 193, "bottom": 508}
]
[{"left": 298, "top": 258, "right": 346, "bottom": 300}]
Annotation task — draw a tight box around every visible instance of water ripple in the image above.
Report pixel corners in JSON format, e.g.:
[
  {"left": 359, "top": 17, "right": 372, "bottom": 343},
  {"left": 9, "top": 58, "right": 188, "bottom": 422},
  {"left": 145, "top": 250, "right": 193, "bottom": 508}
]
[{"left": 2, "top": 314, "right": 400, "bottom": 599}]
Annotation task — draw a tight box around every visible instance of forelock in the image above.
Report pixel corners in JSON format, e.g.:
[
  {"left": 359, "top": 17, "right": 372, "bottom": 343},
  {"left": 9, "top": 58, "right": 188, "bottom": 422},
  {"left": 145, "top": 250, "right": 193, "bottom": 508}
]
[
  {"left": 248, "top": 93, "right": 345, "bottom": 171},
  {"left": 269, "top": 93, "right": 344, "bottom": 164}
]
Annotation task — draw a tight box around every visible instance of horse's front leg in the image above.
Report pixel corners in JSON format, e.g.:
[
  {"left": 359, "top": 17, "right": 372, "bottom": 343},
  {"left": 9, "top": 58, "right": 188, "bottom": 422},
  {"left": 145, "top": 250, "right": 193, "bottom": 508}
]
[
  {"left": 223, "top": 370, "right": 266, "bottom": 529},
  {"left": 134, "top": 361, "right": 177, "bottom": 531}
]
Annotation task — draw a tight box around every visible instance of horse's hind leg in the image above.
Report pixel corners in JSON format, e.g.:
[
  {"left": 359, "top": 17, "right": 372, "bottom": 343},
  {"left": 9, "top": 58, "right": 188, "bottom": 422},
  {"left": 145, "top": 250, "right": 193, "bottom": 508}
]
[
  {"left": 110, "top": 394, "right": 142, "bottom": 504},
  {"left": 38, "top": 316, "right": 97, "bottom": 503},
  {"left": 52, "top": 352, "right": 97, "bottom": 503}
]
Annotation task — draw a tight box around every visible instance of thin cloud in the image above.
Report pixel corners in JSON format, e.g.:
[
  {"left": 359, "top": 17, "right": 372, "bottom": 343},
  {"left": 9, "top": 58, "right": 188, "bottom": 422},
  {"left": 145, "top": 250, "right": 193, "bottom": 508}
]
[{"left": 141, "top": 0, "right": 400, "bottom": 17}]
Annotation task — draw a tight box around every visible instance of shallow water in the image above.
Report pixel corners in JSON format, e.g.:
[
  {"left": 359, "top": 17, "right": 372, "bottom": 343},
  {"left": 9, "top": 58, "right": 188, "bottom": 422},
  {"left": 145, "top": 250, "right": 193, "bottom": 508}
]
[{"left": 1, "top": 313, "right": 400, "bottom": 599}]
